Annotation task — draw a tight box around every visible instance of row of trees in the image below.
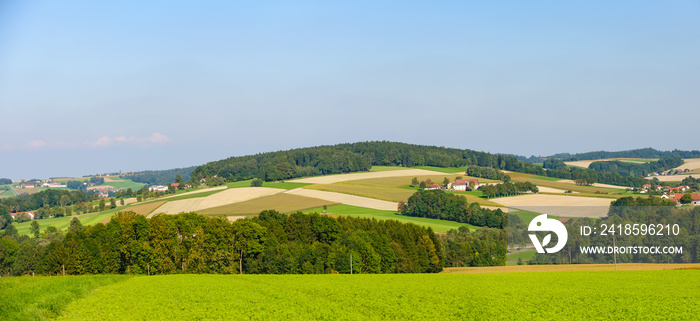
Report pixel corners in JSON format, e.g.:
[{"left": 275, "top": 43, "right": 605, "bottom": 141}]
[
  {"left": 399, "top": 190, "right": 507, "bottom": 229},
  {"left": 588, "top": 156, "right": 684, "bottom": 177},
  {"left": 0, "top": 211, "right": 444, "bottom": 276},
  {"left": 480, "top": 182, "right": 538, "bottom": 198}
]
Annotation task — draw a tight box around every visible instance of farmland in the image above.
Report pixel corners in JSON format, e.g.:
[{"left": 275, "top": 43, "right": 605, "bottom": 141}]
[
  {"left": 197, "top": 192, "right": 337, "bottom": 215},
  {"left": 8, "top": 271, "right": 683, "bottom": 320},
  {"left": 303, "top": 204, "right": 472, "bottom": 232},
  {"left": 0, "top": 275, "right": 132, "bottom": 321},
  {"left": 491, "top": 194, "right": 612, "bottom": 218}
]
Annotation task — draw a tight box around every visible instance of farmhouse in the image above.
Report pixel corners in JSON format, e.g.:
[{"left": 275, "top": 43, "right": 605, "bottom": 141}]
[
  {"left": 671, "top": 193, "right": 700, "bottom": 205},
  {"left": 448, "top": 179, "right": 480, "bottom": 191},
  {"left": 19, "top": 183, "right": 36, "bottom": 189},
  {"left": 149, "top": 185, "right": 169, "bottom": 192},
  {"left": 424, "top": 184, "right": 441, "bottom": 190},
  {"left": 10, "top": 212, "right": 35, "bottom": 220}
]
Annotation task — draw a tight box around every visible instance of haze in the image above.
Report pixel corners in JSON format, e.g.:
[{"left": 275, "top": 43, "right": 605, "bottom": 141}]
[{"left": 1, "top": 1, "right": 698, "bottom": 179}]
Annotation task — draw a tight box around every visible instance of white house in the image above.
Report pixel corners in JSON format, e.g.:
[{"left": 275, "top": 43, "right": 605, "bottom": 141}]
[
  {"left": 448, "top": 179, "right": 480, "bottom": 191},
  {"left": 149, "top": 185, "right": 168, "bottom": 192}
]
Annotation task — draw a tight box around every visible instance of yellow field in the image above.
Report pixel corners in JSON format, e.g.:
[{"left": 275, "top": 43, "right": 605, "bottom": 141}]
[
  {"left": 127, "top": 201, "right": 167, "bottom": 215},
  {"left": 304, "top": 174, "right": 501, "bottom": 207},
  {"left": 197, "top": 193, "right": 338, "bottom": 215},
  {"left": 153, "top": 187, "right": 285, "bottom": 215},
  {"left": 443, "top": 263, "right": 700, "bottom": 273},
  {"left": 491, "top": 194, "right": 612, "bottom": 218},
  {"left": 674, "top": 158, "right": 700, "bottom": 171},
  {"left": 649, "top": 174, "right": 698, "bottom": 182}
]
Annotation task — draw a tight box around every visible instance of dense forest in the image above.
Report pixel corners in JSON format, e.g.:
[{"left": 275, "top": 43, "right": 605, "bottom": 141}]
[
  {"left": 516, "top": 148, "right": 700, "bottom": 163},
  {"left": 588, "top": 156, "right": 684, "bottom": 177},
  {"left": 192, "top": 141, "right": 543, "bottom": 183},
  {"left": 399, "top": 190, "right": 507, "bottom": 229},
  {"left": 0, "top": 211, "right": 446, "bottom": 276},
  {"left": 123, "top": 166, "right": 197, "bottom": 186},
  {"left": 0, "top": 189, "right": 98, "bottom": 220},
  {"left": 441, "top": 226, "right": 506, "bottom": 267}
]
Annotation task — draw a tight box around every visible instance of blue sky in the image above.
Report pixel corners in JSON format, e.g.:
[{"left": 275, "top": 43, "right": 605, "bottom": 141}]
[{"left": 1, "top": 1, "right": 699, "bottom": 179}]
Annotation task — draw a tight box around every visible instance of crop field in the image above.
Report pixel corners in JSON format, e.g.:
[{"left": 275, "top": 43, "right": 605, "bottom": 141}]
[
  {"left": 304, "top": 174, "right": 501, "bottom": 207},
  {"left": 369, "top": 166, "right": 408, "bottom": 172},
  {"left": 124, "top": 201, "right": 167, "bottom": 215},
  {"left": 197, "top": 193, "right": 338, "bottom": 215},
  {"left": 673, "top": 158, "right": 700, "bottom": 171},
  {"left": 509, "top": 174, "right": 622, "bottom": 194},
  {"left": 491, "top": 194, "right": 612, "bottom": 218},
  {"left": 648, "top": 174, "right": 698, "bottom": 182},
  {"left": 0, "top": 275, "right": 132, "bottom": 321},
  {"left": 34, "top": 271, "right": 699, "bottom": 320},
  {"left": 304, "top": 204, "right": 472, "bottom": 232},
  {"left": 152, "top": 187, "right": 285, "bottom": 214},
  {"left": 286, "top": 188, "right": 399, "bottom": 211},
  {"left": 11, "top": 187, "right": 46, "bottom": 195},
  {"left": 0, "top": 188, "right": 16, "bottom": 198}
]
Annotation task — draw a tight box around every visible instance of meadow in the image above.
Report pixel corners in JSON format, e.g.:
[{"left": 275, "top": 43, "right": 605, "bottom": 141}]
[
  {"left": 0, "top": 271, "right": 683, "bottom": 320},
  {"left": 304, "top": 204, "right": 472, "bottom": 232}
]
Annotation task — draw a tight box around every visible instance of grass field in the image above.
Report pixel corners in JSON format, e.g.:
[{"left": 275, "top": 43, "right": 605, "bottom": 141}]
[
  {"left": 197, "top": 193, "right": 338, "bottom": 215},
  {"left": 304, "top": 174, "right": 502, "bottom": 207},
  {"left": 507, "top": 249, "right": 536, "bottom": 264},
  {"left": 0, "top": 275, "right": 133, "bottom": 321},
  {"left": 92, "top": 178, "right": 145, "bottom": 191},
  {"left": 13, "top": 207, "right": 127, "bottom": 236},
  {"left": 0, "top": 188, "right": 16, "bottom": 198},
  {"left": 46, "top": 271, "right": 700, "bottom": 320},
  {"left": 303, "top": 204, "right": 472, "bottom": 232}
]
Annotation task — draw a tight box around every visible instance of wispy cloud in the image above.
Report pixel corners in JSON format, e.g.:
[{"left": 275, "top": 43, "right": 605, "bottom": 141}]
[
  {"left": 6, "top": 133, "right": 173, "bottom": 151},
  {"left": 86, "top": 133, "right": 172, "bottom": 148}
]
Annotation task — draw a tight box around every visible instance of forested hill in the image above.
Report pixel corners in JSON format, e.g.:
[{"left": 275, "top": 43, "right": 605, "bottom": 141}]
[
  {"left": 123, "top": 166, "right": 197, "bottom": 186},
  {"left": 519, "top": 148, "right": 700, "bottom": 163},
  {"left": 191, "top": 141, "right": 542, "bottom": 182}
]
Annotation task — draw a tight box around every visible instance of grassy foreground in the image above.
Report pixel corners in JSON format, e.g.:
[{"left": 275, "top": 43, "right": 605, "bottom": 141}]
[
  {"left": 0, "top": 271, "right": 680, "bottom": 320},
  {"left": 0, "top": 275, "right": 132, "bottom": 321}
]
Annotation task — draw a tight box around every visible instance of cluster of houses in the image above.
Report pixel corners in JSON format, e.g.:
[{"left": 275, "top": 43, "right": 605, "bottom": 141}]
[
  {"left": 640, "top": 184, "right": 699, "bottom": 205},
  {"left": 647, "top": 169, "right": 687, "bottom": 177},
  {"left": 9, "top": 211, "right": 35, "bottom": 220},
  {"left": 424, "top": 179, "right": 481, "bottom": 191}
]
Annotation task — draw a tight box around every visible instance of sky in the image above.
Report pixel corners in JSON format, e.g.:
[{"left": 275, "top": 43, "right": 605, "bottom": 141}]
[{"left": 1, "top": 1, "right": 698, "bottom": 179}]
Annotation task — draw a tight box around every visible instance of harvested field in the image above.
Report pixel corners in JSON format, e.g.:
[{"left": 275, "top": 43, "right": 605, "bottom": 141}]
[
  {"left": 649, "top": 174, "right": 698, "bottom": 182},
  {"left": 674, "top": 158, "right": 700, "bottom": 171},
  {"left": 443, "top": 263, "right": 700, "bottom": 273},
  {"left": 159, "top": 186, "right": 227, "bottom": 200},
  {"left": 126, "top": 201, "right": 167, "bottom": 215},
  {"left": 511, "top": 175, "right": 620, "bottom": 194},
  {"left": 197, "top": 193, "right": 337, "bottom": 215},
  {"left": 152, "top": 187, "right": 285, "bottom": 215},
  {"left": 12, "top": 187, "right": 45, "bottom": 195},
  {"left": 285, "top": 188, "right": 398, "bottom": 211},
  {"left": 534, "top": 186, "right": 575, "bottom": 193},
  {"left": 288, "top": 169, "right": 450, "bottom": 184},
  {"left": 557, "top": 180, "right": 628, "bottom": 190},
  {"left": 491, "top": 194, "right": 612, "bottom": 218}
]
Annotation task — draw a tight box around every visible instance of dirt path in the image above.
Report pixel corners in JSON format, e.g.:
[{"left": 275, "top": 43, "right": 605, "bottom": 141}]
[
  {"left": 284, "top": 188, "right": 398, "bottom": 211},
  {"left": 443, "top": 263, "right": 700, "bottom": 273}
]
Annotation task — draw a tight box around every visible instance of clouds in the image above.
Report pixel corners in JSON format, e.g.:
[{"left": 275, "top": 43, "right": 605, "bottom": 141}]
[{"left": 4, "top": 133, "right": 172, "bottom": 151}]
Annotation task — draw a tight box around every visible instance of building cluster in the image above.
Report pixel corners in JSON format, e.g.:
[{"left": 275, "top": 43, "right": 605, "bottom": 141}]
[
  {"left": 647, "top": 169, "right": 687, "bottom": 177},
  {"left": 424, "top": 179, "right": 481, "bottom": 191}
]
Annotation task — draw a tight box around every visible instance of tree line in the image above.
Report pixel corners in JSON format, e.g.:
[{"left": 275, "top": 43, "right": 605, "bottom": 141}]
[
  {"left": 480, "top": 182, "right": 538, "bottom": 198},
  {"left": 399, "top": 190, "right": 507, "bottom": 229},
  {"left": 0, "top": 211, "right": 446, "bottom": 276},
  {"left": 123, "top": 166, "right": 197, "bottom": 186},
  {"left": 588, "top": 156, "right": 684, "bottom": 177}
]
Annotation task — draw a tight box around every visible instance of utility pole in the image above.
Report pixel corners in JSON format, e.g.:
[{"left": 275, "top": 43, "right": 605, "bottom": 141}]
[
  {"left": 147, "top": 264, "right": 150, "bottom": 276},
  {"left": 350, "top": 253, "right": 353, "bottom": 275},
  {"left": 62, "top": 264, "right": 65, "bottom": 276}
]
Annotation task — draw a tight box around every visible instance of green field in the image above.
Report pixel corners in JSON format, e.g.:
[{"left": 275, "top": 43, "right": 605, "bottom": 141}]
[
  {"left": 13, "top": 207, "right": 128, "bottom": 236},
  {"left": 98, "top": 178, "right": 145, "bottom": 191},
  {"left": 303, "top": 204, "right": 473, "bottom": 232},
  {"left": 369, "top": 166, "right": 408, "bottom": 172},
  {"left": 527, "top": 175, "right": 562, "bottom": 181},
  {"left": 507, "top": 249, "right": 537, "bottom": 264},
  {"left": 14, "top": 271, "right": 688, "bottom": 320},
  {"left": 0, "top": 275, "right": 132, "bottom": 321},
  {"left": 0, "top": 188, "right": 16, "bottom": 198}
]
